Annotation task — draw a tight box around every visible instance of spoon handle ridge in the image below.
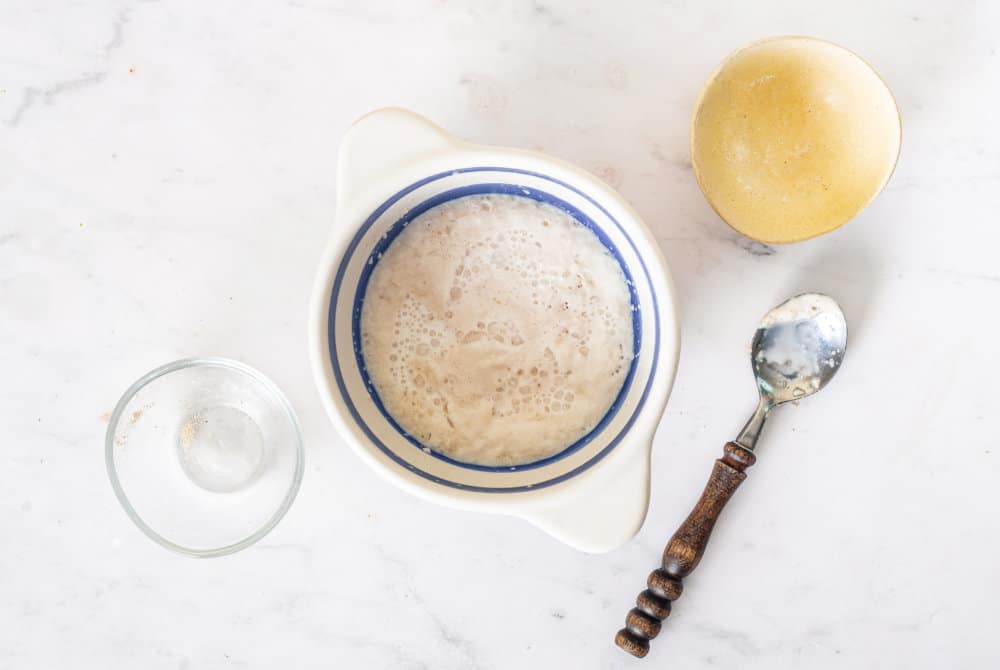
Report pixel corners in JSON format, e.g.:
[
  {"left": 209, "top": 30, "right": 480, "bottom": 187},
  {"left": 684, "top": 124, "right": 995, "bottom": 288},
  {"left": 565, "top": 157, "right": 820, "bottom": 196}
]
[{"left": 615, "top": 442, "right": 756, "bottom": 658}]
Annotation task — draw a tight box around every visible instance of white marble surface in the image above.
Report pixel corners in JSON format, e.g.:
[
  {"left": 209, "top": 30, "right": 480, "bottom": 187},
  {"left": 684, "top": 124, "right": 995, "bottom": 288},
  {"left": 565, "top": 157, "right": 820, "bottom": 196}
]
[{"left": 3, "top": 1, "right": 999, "bottom": 667}]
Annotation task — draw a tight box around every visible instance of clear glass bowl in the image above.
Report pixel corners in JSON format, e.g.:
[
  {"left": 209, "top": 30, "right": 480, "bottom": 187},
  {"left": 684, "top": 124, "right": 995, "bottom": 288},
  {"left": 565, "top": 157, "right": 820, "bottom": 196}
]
[{"left": 105, "top": 358, "right": 304, "bottom": 557}]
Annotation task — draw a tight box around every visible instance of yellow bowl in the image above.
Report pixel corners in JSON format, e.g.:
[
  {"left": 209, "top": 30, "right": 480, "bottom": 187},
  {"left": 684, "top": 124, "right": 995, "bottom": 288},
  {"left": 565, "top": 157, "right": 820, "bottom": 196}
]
[{"left": 691, "top": 36, "right": 901, "bottom": 244}]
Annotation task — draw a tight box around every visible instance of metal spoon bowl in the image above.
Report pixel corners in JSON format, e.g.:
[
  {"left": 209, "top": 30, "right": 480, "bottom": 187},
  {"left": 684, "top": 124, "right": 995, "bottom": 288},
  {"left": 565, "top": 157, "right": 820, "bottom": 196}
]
[{"left": 737, "top": 293, "right": 847, "bottom": 449}]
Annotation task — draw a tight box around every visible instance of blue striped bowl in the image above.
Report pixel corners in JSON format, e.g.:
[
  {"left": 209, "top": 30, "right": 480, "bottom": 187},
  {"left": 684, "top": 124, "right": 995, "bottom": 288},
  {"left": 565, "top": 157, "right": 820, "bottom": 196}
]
[{"left": 310, "top": 109, "right": 679, "bottom": 552}]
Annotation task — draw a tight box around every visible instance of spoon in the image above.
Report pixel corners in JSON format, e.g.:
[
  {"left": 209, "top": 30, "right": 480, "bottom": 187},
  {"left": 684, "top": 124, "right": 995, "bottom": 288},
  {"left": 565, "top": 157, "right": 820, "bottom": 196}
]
[{"left": 615, "top": 292, "right": 847, "bottom": 658}]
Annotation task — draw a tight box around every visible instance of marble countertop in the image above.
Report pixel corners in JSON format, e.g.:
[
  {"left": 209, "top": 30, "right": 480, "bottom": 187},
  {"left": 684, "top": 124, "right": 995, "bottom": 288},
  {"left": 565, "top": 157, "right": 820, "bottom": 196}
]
[{"left": 3, "top": 1, "right": 999, "bottom": 667}]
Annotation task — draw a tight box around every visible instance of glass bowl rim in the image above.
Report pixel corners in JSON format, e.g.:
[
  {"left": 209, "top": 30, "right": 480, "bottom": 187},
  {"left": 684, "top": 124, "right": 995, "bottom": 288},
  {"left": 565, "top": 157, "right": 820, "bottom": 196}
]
[{"left": 104, "top": 357, "right": 305, "bottom": 558}]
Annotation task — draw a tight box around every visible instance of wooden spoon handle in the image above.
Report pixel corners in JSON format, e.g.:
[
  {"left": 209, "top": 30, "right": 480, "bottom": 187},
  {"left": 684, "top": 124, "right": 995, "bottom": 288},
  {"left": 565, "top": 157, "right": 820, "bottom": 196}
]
[{"left": 615, "top": 442, "right": 756, "bottom": 658}]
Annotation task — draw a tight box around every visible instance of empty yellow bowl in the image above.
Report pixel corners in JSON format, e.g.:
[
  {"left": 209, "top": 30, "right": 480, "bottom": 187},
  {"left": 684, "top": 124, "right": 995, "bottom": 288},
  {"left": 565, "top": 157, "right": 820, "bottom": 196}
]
[{"left": 691, "top": 36, "right": 901, "bottom": 244}]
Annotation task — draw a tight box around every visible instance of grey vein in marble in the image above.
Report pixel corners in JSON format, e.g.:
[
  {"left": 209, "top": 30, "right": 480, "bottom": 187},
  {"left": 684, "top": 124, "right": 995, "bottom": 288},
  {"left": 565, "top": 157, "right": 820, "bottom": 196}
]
[{"left": 5, "top": 8, "right": 129, "bottom": 127}]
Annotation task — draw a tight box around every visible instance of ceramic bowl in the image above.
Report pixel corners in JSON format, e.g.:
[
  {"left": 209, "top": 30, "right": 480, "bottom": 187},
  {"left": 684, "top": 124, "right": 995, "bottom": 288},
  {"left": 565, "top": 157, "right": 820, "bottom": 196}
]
[
  {"left": 691, "top": 36, "right": 902, "bottom": 244},
  {"left": 309, "top": 108, "right": 679, "bottom": 552}
]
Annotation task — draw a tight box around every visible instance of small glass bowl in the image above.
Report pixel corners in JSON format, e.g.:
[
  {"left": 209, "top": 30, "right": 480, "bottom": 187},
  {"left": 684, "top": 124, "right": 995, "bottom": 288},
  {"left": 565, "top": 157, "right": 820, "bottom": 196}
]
[{"left": 105, "top": 358, "right": 304, "bottom": 557}]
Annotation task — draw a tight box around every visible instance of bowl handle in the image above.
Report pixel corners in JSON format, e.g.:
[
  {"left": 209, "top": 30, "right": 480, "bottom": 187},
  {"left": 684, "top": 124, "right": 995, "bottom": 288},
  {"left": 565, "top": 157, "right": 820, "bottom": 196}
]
[
  {"left": 520, "top": 439, "right": 652, "bottom": 554},
  {"left": 337, "top": 107, "right": 457, "bottom": 205}
]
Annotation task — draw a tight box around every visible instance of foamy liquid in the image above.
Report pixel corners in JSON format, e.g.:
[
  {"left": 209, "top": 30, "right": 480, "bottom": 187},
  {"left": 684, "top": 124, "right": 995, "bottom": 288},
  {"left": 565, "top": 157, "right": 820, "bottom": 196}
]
[{"left": 360, "top": 194, "right": 634, "bottom": 466}]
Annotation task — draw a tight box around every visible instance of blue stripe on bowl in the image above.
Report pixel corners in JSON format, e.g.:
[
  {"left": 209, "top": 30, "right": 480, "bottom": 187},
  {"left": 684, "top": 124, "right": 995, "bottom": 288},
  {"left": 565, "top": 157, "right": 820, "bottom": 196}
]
[{"left": 328, "top": 167, "right": 660, "bottom": 493}]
